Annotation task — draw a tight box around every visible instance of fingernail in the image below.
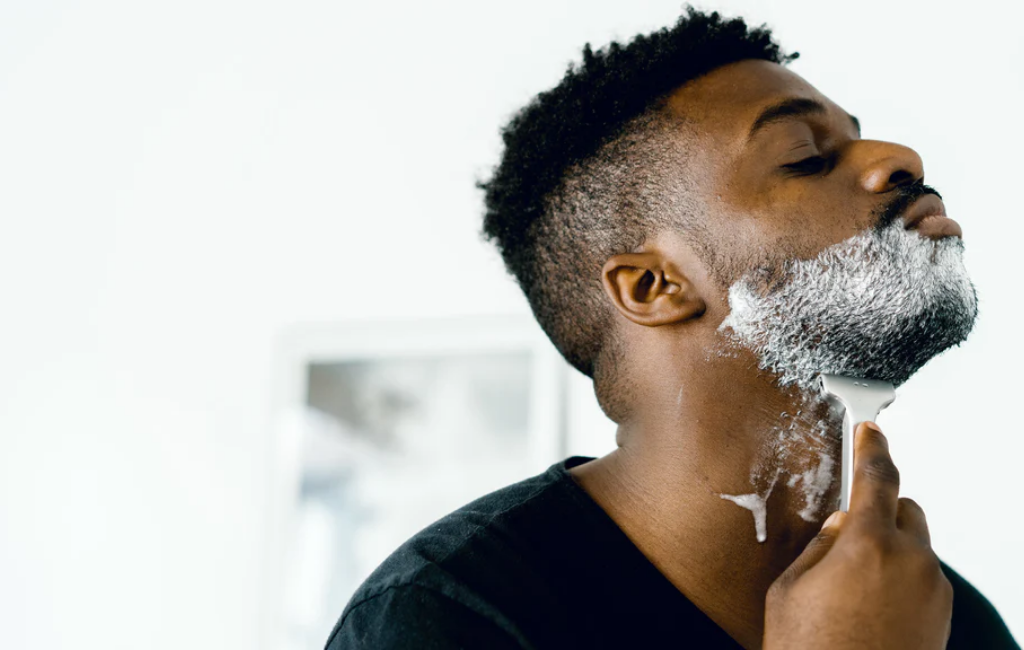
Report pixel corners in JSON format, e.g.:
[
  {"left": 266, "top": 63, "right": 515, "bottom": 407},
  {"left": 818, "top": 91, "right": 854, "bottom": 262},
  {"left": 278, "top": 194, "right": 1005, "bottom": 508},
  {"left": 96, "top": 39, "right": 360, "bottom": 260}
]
[
  {"left": 862, "top": 421, "right": 882, "bottom": 434},
  {"left": 821, "top": 511, "right": 842, "bottom": 530}
]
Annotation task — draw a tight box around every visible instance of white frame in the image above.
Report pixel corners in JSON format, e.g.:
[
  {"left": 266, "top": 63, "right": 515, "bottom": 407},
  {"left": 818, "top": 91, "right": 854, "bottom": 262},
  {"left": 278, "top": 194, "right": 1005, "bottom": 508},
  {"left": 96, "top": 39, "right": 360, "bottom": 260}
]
[{"left": 259, "top": 315, "right": 569, "bottom": 650}]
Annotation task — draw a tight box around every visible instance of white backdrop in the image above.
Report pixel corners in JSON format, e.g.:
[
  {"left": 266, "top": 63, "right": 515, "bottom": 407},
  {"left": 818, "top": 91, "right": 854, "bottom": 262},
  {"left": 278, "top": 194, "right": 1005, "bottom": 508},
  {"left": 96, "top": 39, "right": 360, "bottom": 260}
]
[{"left": 1, "top": 1, "right": 1020, "bottom": 648}]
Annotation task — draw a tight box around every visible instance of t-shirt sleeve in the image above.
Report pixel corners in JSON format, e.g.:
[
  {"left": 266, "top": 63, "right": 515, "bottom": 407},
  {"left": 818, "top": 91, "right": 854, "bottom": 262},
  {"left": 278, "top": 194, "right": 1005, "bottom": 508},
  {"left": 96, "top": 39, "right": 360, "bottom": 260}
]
[
  {"left": 941, "top": 562, "right": 1021, "bottom": 650},
  {"left": 324, "top": 583, "right": 528, "bottom": 650}
]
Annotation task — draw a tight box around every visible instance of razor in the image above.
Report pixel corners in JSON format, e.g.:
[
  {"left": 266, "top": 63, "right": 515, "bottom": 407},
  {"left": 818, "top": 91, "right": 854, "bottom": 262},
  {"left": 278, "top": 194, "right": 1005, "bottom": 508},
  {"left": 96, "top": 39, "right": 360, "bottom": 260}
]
[{"left": 818, "top": 374, "right": 896, "bottom": 512}]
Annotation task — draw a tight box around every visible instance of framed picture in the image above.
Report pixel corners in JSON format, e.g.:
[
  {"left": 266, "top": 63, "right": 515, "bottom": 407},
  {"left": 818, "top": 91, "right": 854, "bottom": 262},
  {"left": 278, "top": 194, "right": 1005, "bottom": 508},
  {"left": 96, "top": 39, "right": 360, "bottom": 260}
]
[{"left": 260, "top": 316, "right": 574, "bottom": 650}]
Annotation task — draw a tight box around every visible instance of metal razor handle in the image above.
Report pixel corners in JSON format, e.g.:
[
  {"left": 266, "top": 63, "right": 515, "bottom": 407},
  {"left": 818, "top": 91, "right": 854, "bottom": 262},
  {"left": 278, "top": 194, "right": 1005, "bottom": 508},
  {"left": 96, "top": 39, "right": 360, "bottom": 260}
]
[{"left": 818, "top": 374, "right": 896, "bottom": 512}]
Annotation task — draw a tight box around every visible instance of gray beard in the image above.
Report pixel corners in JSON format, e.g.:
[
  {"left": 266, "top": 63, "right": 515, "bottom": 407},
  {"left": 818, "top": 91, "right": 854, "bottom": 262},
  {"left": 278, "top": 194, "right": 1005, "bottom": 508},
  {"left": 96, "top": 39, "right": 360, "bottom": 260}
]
[{"left": 718, "top": 221, "right": 979, "bottom": 390}]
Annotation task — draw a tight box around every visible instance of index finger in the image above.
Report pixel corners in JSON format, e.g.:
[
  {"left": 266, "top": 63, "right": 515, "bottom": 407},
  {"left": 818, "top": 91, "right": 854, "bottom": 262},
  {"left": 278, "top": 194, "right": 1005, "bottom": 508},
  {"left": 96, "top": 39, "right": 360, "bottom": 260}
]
[{"left": 847, "top": 421, "right": 900, "bottom": 528}]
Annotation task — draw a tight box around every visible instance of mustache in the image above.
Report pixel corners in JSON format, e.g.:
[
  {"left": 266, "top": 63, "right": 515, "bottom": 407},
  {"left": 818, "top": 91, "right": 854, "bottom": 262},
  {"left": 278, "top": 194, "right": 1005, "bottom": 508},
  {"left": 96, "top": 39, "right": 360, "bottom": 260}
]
[{"left": 873, "top": 182, "right": 943, "bottom": 232}]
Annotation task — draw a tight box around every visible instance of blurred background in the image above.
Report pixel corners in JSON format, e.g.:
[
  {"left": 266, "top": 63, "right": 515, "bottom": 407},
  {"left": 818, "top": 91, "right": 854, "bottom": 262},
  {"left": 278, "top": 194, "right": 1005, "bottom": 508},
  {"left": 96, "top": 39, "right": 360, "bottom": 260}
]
[{"left": 1, "top": 1, "right": 1021, "bottom": 648}]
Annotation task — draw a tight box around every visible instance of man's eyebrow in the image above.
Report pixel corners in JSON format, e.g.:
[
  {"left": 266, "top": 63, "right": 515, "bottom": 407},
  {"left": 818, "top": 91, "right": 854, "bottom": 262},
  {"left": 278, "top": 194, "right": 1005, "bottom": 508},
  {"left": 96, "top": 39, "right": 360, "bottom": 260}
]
[{"left": 748, "top": 97, "right": 861, "bottom": 139}]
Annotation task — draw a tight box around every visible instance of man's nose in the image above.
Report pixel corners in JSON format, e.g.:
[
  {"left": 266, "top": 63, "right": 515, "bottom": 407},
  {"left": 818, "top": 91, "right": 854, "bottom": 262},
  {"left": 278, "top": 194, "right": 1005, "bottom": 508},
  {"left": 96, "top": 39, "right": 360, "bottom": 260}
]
[{"left": 852, "top": 140, "right": 925, "bottom": 193}]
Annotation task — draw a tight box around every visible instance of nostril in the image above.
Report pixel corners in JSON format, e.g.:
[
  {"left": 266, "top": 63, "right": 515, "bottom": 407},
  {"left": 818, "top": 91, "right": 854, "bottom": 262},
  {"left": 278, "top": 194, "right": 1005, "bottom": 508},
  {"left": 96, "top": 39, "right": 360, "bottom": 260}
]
[{"left": 887, "top": 169, "right": 915, "bottom": 188}]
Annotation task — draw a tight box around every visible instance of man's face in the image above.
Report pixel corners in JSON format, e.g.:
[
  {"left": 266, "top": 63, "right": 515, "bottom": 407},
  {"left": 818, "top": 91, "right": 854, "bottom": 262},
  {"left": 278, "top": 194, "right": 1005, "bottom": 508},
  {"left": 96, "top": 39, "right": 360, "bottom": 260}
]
[
  {"left": 661, "top": 59, "right": 977, "bottom": 388},
  {"left": 666, "top": 58, "right": 928, "bottom": 277}
]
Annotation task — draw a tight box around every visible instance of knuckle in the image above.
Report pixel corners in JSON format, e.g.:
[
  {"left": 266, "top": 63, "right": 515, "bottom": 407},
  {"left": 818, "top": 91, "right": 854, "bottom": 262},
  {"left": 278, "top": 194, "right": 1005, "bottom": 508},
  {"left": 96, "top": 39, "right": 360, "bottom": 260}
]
[
  {"left": 905, "top": 547, "right": 939, "bottom": 571},
  {"left": 898, "top": 496, "right": 923, "bottom": 513},
  {"left": 898, "top": 548, "right": 949, "bottom": 590},
  {"left": 860, "top": 456, "right": 900, "bottom": 485},
  {"left": 809, "top": 530, "right": 836, "bottom": 549},
  {"left": 939, "top": 574, "right": 955, "bottom": 604},
  {"left": 897, "top": 497, "right": 928, "bottom": 526},
  {"left": 767, "top": 579, "right": 785, "bottom": 598},
  {"left": 766, "top": 578, "right": 790, "bottom": 603}
]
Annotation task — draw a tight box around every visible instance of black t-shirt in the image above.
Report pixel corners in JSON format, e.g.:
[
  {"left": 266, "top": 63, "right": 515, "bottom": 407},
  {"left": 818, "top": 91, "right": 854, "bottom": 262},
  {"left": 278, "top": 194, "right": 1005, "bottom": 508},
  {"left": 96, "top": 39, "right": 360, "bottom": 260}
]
[{"left": 325, "top": 456, "right": 1019, "bottom": 649}]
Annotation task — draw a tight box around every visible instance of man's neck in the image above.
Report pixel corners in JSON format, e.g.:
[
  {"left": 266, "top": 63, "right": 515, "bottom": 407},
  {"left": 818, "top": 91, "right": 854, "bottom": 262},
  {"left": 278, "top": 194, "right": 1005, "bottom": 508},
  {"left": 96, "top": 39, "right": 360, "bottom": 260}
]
[{"left": 569, "top": 352, "right": 841, "bottom": 650}]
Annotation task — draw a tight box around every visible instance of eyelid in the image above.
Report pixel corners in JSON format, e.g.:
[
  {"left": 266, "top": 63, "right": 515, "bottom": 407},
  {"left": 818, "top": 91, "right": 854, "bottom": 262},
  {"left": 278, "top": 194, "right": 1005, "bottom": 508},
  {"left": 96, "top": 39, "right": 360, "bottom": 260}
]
[
  {"left": 775, "top": 140, "right": 818, "bottom": 165},
  {"left": 780, "top": 152, "right": 834, "bottom": 176}
]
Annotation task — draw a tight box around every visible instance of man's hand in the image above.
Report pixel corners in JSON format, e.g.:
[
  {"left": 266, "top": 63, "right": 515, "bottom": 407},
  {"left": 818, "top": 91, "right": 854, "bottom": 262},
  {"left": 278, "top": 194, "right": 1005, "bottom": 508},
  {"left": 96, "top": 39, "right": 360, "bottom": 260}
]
[{"left": 763, "top": 422, "right": 953, "bottom": 649}]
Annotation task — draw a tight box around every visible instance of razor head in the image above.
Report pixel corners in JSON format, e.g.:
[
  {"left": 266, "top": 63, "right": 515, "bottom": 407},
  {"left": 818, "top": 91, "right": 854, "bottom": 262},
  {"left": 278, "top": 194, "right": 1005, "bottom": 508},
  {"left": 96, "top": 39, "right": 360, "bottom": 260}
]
[{"left": 819, "top": 374, "right": 896, "bottom": 425}]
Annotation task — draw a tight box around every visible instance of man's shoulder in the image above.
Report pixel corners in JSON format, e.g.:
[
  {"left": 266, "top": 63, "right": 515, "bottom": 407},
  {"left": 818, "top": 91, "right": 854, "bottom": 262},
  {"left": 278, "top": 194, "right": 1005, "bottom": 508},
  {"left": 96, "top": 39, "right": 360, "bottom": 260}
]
[
  {"left": 325, "top": 459, "right": 585, "bottom": 648},
  {"left": 324, "top": 581, "right": 528, "bottom": 649},
  {"left": 353, "top": 459, "right": 572, "bottom": 594}
]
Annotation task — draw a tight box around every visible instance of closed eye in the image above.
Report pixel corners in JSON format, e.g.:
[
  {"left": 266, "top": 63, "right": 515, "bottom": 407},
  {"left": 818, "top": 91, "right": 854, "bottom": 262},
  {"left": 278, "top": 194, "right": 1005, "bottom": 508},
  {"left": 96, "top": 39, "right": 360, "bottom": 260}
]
[{"left": 781, "top": 155, "right": 829, "bottom": 175}]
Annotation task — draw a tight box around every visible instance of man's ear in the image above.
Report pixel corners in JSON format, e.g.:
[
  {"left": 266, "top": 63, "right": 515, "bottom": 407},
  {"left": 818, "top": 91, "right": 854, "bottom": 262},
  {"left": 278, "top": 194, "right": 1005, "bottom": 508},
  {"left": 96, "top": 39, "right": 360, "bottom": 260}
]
[{"left": 601, "top": 252, "right": 706, "bottom": 327}]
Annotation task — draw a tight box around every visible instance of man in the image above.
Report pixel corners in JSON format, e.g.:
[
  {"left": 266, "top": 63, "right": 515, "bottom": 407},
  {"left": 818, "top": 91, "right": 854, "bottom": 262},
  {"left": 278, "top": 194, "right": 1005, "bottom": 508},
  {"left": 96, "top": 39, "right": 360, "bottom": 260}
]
[{"left": 325, "top": 9, "right": 1018, "bottom": 649}]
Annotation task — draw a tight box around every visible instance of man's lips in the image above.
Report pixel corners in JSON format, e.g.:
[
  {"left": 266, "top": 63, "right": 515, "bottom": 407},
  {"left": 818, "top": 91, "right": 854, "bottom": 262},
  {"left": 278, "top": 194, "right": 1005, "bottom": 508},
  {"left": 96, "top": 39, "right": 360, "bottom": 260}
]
[{"left": 902, "top": 194, "right": 963, "bottom": 239}]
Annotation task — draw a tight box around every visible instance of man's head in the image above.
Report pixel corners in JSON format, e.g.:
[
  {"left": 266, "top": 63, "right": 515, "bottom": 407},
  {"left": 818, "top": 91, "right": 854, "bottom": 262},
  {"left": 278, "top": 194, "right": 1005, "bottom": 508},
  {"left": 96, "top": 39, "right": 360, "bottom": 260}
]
[
  {"left": 480, "top": 9, "right": 977, "bottom": 421},
  {"left": 479, "top": 10, "right": 793, "bottom": 382}
]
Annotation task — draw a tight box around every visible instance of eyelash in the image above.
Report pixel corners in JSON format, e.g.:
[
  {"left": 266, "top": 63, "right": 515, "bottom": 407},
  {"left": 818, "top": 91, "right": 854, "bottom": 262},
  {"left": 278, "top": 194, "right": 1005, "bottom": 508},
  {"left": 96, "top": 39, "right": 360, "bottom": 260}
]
[{"left": 782, "top": 155, "right": 831, "bottom": 176}]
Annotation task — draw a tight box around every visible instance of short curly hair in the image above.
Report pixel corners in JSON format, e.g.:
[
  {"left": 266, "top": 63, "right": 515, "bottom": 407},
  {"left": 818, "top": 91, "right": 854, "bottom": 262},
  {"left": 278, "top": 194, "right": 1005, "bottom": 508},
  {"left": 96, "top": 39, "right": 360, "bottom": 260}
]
[{"left": 479, "top": 7, "right": 797, "bottom": 388}]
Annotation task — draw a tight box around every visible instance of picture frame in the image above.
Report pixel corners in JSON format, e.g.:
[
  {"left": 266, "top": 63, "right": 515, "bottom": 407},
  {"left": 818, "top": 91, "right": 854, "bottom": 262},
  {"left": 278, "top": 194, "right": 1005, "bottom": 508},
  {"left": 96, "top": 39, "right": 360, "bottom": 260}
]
[{"left": 260, "top": 315, "right": 572, "bottom": 650}]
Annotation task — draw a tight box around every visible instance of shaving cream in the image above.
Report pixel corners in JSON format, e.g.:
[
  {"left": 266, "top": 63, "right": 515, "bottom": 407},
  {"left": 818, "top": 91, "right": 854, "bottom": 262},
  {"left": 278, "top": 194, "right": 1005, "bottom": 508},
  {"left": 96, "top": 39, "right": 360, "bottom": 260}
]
[
  {"left": 718, "top": 221, "right": 977, "bottom": 391},
  {"left": 719, "top": 395, "right": 838, "bottom": 542},
  {"left": 720, "top": 492, "right": 770, "bottom": 543},
  {"left": 715, "top": 222, "right": 976, "bottom": 541}
]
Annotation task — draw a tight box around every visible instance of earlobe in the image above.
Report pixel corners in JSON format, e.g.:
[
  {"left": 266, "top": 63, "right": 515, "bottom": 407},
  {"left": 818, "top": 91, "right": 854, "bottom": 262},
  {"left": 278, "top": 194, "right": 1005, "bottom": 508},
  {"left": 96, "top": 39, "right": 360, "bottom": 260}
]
[{"left": 602, "top": 253, "right": 706, "bottom": 327}]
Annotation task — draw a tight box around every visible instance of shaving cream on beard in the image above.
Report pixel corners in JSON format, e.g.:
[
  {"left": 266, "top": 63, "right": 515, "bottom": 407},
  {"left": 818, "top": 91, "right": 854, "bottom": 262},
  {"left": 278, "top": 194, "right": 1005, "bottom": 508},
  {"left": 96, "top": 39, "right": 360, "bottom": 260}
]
[
  {"left": 717, "top": 219, "right": 978, "bottom": 391},
  {"left": 714, "top": 210, "right": 977, "bottom": 542}
]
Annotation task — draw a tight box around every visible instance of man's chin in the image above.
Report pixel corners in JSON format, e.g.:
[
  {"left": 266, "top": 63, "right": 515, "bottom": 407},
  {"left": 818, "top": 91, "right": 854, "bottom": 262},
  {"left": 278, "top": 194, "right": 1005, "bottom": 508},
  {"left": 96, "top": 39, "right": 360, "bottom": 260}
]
[
  {"left": 719, "top": 220, "right": 979, "bottom": 392},
  {"left": 768, "top": 304, "right": 978, "bottom": 391}
]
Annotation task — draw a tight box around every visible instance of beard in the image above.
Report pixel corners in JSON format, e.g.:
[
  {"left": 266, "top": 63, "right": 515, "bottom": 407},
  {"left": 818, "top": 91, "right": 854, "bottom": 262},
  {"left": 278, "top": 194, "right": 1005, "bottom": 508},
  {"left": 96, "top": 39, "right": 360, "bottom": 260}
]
[{"left": 718, "top": 189, "right": 979, "bottom": 391}]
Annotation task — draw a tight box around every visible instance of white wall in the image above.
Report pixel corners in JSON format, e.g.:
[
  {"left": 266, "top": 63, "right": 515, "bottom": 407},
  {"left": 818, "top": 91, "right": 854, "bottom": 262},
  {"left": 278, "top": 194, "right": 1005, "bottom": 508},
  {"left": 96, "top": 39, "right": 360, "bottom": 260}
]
[{"left": 1, "top": 1, "right": 1020, "bottom": 648}]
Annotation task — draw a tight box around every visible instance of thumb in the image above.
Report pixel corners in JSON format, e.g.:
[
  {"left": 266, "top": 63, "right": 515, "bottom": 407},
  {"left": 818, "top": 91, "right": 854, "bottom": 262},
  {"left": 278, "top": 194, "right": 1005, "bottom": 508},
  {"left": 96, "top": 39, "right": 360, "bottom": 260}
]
[{"left": 774, "top": 511, "right": 846, "bottom": 589}]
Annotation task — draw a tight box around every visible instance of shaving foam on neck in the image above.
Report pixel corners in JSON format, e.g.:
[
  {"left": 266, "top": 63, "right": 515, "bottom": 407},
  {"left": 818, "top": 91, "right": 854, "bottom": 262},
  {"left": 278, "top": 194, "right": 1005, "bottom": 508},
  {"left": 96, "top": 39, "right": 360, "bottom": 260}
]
[
  {"left": 719, "top": 395, "right": 838, "bottom": 543},
  {"left": 720, "top": 492, "right": 769, "bottom": 543}
]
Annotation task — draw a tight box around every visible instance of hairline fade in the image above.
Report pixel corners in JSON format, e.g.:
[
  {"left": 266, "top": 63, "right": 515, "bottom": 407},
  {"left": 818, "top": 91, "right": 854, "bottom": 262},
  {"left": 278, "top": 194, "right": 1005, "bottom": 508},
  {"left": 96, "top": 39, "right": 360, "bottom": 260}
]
[{"left": 479, "top": 7, "right": 797, "bottom": 417}]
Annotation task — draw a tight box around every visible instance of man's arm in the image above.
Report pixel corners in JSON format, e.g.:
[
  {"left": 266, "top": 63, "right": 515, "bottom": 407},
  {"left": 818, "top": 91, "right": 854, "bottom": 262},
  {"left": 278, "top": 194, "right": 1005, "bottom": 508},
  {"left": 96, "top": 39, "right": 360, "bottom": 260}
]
[{"left": 325, "top": 583, "right": 528, "bottom": 650}]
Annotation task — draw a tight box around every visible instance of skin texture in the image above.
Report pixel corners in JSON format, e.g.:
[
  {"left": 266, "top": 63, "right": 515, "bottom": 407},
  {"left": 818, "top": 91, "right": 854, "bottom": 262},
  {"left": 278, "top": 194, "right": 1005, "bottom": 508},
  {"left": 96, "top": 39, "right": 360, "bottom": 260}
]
[{"left": 567, "top": 60, "right": 954, "bottom": 649}]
